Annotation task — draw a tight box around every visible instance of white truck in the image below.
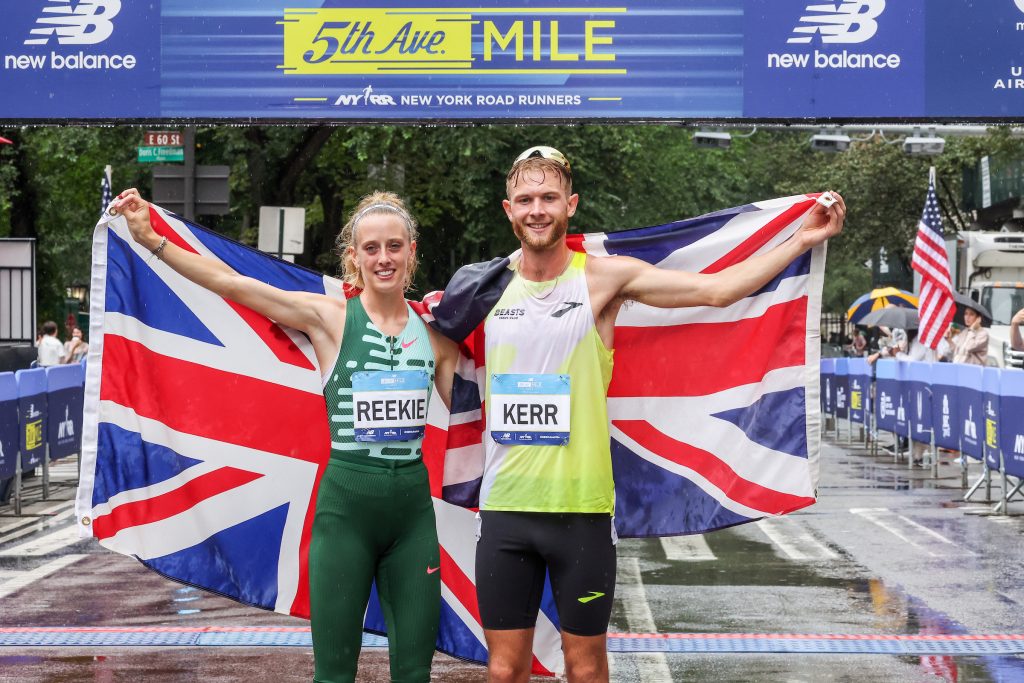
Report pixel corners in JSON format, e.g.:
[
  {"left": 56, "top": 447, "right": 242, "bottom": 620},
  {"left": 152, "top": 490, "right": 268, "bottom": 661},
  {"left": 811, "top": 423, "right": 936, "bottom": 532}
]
[{"left": 951, "top": 231, "right": 1024, "bottom": 368}]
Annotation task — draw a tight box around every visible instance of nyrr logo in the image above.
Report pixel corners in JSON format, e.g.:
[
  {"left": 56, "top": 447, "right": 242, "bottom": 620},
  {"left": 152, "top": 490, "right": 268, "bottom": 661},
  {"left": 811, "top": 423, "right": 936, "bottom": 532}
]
[
  {"left": 787, "top": 1, "right": 885, "bottom": 44},
  {"left": 334, "top": 85, "right": 396, "bottom": 106},
  {"left": 25, "top": 0, "right": 121, "bottom": 46}
]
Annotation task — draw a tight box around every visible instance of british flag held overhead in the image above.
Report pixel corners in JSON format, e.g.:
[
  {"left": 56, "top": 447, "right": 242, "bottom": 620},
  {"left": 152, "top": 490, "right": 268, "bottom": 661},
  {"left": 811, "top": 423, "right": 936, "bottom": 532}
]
[{"left": 78, "top": 194, "right": 824, "bottom": 678}]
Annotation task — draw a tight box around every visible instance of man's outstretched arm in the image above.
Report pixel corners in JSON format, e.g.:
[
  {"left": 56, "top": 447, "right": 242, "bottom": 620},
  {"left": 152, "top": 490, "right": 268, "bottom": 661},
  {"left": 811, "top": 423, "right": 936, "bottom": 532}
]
[{"left": 602, "top": 192, "right": 846, "bottom": 310}]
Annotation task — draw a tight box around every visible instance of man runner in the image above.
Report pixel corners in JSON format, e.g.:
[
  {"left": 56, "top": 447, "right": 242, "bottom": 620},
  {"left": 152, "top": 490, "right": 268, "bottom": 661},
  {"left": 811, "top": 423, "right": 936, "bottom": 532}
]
[{"left": 441, "top": 146, "right": 845, "bottom": 682}]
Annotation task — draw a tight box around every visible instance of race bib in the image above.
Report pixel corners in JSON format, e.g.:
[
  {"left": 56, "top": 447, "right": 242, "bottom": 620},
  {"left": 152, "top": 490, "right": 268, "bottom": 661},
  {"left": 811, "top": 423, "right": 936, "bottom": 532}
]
[
  {"left": 352, "top": 370, "right": 429, "bottom": 442},
  {"left": 490, "top": 374, "right": 570, "bottom": 446}
]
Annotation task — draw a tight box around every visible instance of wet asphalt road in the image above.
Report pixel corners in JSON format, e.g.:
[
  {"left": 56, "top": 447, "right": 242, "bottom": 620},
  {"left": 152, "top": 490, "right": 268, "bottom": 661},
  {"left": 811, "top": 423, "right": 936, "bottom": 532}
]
[{"left": 1, "top": 434, "right": 1023, "bottom": 682}]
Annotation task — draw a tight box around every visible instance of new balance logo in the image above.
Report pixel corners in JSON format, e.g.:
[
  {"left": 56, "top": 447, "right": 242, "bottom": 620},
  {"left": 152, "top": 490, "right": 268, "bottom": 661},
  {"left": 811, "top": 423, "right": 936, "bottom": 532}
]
[
  {"left": 787, "top": 1, "right": 885, "bottom": 44},
  {"left": 25, "top": 0, "right": 122, "bottom": 46},
  {"left": 552, "top": 301, "right": 583, "bottom": 318}
]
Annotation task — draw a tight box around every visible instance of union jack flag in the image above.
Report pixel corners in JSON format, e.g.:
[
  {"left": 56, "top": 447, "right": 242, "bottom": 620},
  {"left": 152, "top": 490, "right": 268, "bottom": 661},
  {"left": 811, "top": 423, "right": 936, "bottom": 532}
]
[{"left": 76, "top": 194, "right": 824, "bottom": 677}]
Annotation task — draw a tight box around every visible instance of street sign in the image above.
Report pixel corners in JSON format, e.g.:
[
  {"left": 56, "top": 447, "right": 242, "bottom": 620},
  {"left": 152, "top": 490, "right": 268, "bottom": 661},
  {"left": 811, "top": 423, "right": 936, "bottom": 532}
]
[
  {"left": 138, "top": 146, "right": 184, "bottom": 163},
  {"left": 258, "top": 207, "right": 306, "bottom": 261},
  {"left": 152, "top": 164, "right": 230, "bottom": 216},
  {"left": 143, "top": 131, "right": 183, "bottom": 147}
]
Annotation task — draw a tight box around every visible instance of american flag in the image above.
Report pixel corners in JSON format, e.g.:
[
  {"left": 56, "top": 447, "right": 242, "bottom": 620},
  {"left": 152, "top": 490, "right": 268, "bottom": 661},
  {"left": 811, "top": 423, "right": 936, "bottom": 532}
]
[
  {"left": 77, "top": 195, "right": 825, "bottom": 677},
  {"left": 100, "top": 168, "right": 112, "bottom": 220},
  {"left": 911, "top": 170, "right": 955, "bottom": 349}
]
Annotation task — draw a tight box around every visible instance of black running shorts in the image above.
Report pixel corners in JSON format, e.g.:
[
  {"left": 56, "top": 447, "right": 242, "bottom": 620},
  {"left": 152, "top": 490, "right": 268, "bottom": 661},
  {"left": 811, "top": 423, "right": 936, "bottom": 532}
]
[{"left": 475, "top": 510, "right": 617, "bottom": 636}]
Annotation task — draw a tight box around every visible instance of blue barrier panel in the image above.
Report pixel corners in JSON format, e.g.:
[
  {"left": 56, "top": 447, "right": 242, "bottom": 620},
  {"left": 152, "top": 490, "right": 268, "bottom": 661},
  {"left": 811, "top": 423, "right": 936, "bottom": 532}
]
[
  {"left": 0, "top": 373, "right": 17, "bottom": 482},
  {"left": 930, "top": 363, "right": 961, "bottom": 451},
  {"left": 833, "top": 358, "right": 849, "bottom": 420},
  {"left": 875, "top": 360, "right": 899, "bottom": 434},
  {"left": 820, "top": 359, "right": 835, "bottom": 416},
  {"left": 15, "top": 368, "right": 47, "bottom": 470},
  {"left": 45, "top": 364, "right": 85, "bottom": 461},
  {"left": 907, "top": 362, "right": 933, "bottom": 445},
  {"left": 847, "top": 358, "right": 869, "bottom": 425},
  {"left": 957, "top": 364, "right": 985, "bottom": 461},
  {"left": 983, "top": 368, "right": 1001, "bottom": 472},
  {"left": 999, "top": 370, "right": 1024, "bottom": 479}
]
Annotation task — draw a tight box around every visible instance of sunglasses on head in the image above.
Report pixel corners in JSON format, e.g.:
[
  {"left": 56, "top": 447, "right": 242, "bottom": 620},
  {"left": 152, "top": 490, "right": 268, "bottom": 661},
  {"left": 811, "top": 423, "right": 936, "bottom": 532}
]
[{"left": 514, "top": 146, "right": 571, "bottom": 174}]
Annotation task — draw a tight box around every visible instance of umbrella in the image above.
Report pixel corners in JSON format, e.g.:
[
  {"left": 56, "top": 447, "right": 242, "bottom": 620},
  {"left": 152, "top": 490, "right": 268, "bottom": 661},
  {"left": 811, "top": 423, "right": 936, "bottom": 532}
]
[
  {"left": 951, "top": 290, "right": 992, "bottom": 324},
  {"left": 0, "top": 136, "right": 11, "bottom": 145},
  {"left": 859, "top": 306, "right": 920, "bottom": 330},
  {"left": 846, "top": 287, "right": 918, "bottom": 323}
]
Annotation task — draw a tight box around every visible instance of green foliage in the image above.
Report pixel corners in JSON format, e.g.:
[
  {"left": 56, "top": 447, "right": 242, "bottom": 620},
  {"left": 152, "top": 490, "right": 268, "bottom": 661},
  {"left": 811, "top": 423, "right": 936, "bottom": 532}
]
[{"left": 2, "top": 124, "right": 1022, "bottom": 329}]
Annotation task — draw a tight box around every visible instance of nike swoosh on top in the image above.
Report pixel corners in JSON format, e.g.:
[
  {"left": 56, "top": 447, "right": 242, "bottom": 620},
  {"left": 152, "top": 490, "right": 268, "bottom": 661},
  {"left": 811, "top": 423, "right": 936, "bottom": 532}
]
[
  {"left": 426, "top": 565, "right": 440, "bottom": 574},
  {"left": 402, "top": 338, "right": 418, "bottom": 349}
]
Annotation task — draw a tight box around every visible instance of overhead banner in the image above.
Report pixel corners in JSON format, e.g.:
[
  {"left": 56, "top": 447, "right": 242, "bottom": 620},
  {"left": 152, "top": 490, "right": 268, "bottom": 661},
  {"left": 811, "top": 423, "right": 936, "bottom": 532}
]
[{"left": 1, "top": 0, "right": 1023, "bottom": 121}]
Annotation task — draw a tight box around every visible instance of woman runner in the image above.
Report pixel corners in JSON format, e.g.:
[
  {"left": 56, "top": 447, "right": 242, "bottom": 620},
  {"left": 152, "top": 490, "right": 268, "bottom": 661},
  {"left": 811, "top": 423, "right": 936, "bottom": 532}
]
[{"left": 114, "top": 188, "right": 457, "bottom": 683}]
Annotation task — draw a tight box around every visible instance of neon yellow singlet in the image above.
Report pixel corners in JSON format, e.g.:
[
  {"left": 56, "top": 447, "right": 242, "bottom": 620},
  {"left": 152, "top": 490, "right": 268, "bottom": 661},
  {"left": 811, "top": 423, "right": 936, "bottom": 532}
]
[{"left": 482, "top": 251, "right": 615, "bottom": 513}]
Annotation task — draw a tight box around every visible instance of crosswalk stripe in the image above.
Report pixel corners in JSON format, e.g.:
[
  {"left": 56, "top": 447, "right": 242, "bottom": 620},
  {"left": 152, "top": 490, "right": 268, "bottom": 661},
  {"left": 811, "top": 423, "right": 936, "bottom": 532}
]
[
  {"left": 0, "top": 525, "right": 83, "bottom": 558},
  {"left": 0, "top": 508, "right": 76, "bottom": 547},
  {"left": 850, "top": 508, "right": 973, "bottom": 557},
  {"left": 757, "top": 517, "right": 838, "bottom": 560},
  {"left": 0, "top": 554, "right": 88, "bottom": 600},
  {"left": 617, "top": 557, "right": 673, "bottom": 681},
  {"left": 660, "top": 534, "right": 716, "bottom": 561}
]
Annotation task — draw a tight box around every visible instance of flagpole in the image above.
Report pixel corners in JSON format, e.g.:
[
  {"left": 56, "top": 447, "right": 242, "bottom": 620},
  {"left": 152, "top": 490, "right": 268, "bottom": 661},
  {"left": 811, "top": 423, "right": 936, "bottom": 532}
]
[{"left": 104, "top": 164, "right": 112, "bottom": 188}]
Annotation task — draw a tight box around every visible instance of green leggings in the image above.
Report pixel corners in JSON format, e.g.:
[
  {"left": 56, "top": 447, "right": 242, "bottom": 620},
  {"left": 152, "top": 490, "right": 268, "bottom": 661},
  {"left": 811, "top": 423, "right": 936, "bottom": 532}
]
[{"left": 309, "top": 458, "right": 440, "bottom": 683}]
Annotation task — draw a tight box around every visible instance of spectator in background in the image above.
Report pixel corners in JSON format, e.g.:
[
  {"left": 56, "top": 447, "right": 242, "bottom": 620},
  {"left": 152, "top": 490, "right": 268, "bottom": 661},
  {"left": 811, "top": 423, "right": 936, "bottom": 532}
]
[
  {"left": 951, "top": 307, "right": 989, "bottom": 365},
  {"left": 847, "top": 329, "right": 867, "bottom": 357},
  {"left": 36, "top": 321, "right": 66, "bottom": 366},
  {"left": 1011, "top": 308, "right": 1024, "bottom": 352},
  {"left": 867, "top": 327, "right": 906, "bottom": 365},
  {"left": 63, "top": 327, "right": 89, "bottom": 363}
]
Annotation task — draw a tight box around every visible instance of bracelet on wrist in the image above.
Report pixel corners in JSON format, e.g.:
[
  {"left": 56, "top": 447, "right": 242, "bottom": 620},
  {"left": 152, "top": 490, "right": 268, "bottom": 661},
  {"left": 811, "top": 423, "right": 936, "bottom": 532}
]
[{"left": 148, "top": 236, "right": 168, "bottom": 262}]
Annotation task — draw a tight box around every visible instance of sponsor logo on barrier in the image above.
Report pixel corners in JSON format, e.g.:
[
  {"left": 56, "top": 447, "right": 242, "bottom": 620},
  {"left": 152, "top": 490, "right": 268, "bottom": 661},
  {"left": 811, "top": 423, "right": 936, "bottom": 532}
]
[
  {"left": 880, "top": 392, "right": 894, "bottom": 419},
  {"left": 985, "top": 400, "right": 998, "bottom": 449},
  {"left": 57, "top": 405, "right": 75, "bottom": 441},
  {"left": 941, "top": 395, "right": 951, "bottom": 439},
  {"left": 25, "top": 421, "right": 42, "bottom": 451},
  {"left": 851, "top": 389, "right": 862, "bottom": 411},
  {"left": 281, "top": 8, "right": 622, "bottom": 76},
  {"left": 769, "top": 0, "right": 900, "bottom": 71},
  {"left": 964, "top": 405, "right": 978, "bottom": 441},
  {"left": 787, "top": 1, "right": 885, "bottom": 44},
  {"left": 896, "top": 396, "right": 906, "bottom": 423},
  {"left": 1017, "top": 0, "right": 1024, "bottom": 29},
  {"left": 5, "top": 0, "right": 137, "bottom": 71},
  {"left": 1016, "top": 433, "right": 1024, "bottom": 455},
  {"left": 836, "top": 386, "right": 846, "bottom": 409}
]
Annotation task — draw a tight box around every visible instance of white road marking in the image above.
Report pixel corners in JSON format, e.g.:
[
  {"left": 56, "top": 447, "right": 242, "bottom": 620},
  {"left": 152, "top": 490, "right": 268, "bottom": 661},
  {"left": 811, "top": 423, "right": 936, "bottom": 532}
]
[
  {"left": 617, "top": 557, "right": 672, "bottom": 682},
  {"left": 0, "top": 525, "right": 83, "bottom": 557},
  {"left": 0, "top": 554, "right": 88, "bottom": 600},
  {"left": 850, "top": 508, "right": 974, "bottom": 557},
  {"left": 0, "top": 508, "right": 76, "bottom": 547},
  {"left": 757, "top": 517, "right": 838, "bottom": 560},
  {"left": 660, "top": 535, "right": 716, "bottom": 562},
  {"left": 0, "top": 500, "right": 75, "bottom": 536}
]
